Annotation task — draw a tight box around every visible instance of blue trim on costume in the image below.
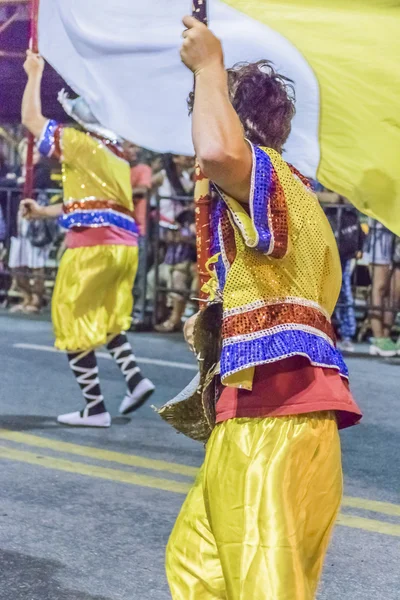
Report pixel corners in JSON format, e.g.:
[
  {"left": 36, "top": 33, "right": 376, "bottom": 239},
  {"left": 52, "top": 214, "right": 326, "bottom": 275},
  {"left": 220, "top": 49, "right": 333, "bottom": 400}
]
[
  {"left": 38, "top": 120, "right": 59, "bottom": 158},
  {"left": 210, "top": 193, "right": 227, "bottom": 290},
  {"left": 250, "top": 144, "right": 274, "bottom": 253},
  {"left": 221, "top": 328, "right": 349, "bottom": 380},
  {"left": 59, "top": 210, "right": 139, "bottom": 235}
]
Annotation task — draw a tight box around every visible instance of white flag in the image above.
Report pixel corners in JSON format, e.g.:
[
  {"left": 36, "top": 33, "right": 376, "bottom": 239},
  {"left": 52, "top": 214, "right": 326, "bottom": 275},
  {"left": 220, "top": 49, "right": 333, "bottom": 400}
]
[{"left": 38, "top": 0, "right": 319, "bottom": 176}]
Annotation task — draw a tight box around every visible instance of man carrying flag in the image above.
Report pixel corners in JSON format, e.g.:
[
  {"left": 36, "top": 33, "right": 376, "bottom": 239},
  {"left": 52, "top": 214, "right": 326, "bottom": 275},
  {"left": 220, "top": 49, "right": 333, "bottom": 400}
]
[
  {"left": 20, "top": 50, "right": 155, "bottom": 427},
  {"left": 165, "top": 16, "right": 362, "bottom": 599}
]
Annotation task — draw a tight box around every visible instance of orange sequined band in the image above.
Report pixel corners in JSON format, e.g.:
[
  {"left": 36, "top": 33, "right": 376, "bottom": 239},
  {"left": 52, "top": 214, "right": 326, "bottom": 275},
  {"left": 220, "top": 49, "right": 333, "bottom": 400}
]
[
  {"left": 63, "top": 199, "right": 134, "bottom": 218},
  {"left": 222, "top": 302, "right": 335, "bottom": 342},
  {"left": 220, "top": 209, "right": 237, "bottom": 267},
  {"left": 268, "top": 169, "right": 288, "bottom": 259}
]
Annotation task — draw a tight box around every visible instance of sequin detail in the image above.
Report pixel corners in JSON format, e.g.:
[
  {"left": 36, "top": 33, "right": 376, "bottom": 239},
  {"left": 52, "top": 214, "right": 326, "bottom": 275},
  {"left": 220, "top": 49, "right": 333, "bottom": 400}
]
[
  {"left": 63, "top": 198, "right": 135, "bottom": 218},
  {"left": 248, "top": 144, "right": 289, "bottom": 257},
  {"left": 224, "top": 323, "right": 335, "bottom": 348},
  {"left": 200, "top": 145, "right": 347, "bottom": 386},
  {"left": 268, "top": 169, "right": 288, "bottom": 258},
  {"left": 210, "top": 192, "right": 227, "bottom": 289},
  {"left": 89, "top": 132, "right": 127, "bottom": 162},
  {"left": 223, "top": 303, "right": 334, "bottom": 341},
  {"left": 221, "top": 329, "right": 349, "bottom": 381},
  {"left": 37, "top": 120, "right": 61, "bottom": 159},
  {"left": 213, "top": 144, "right": 288, "bottom": 258},
  {"left": 223, "top": 297, "right": 331, "bottom": 322},
  {"left": 59, "top": 209, "right": 138, "bottom": 234},
  {"left": 249, "top": 144, "right": 274, "bottom": 253}
]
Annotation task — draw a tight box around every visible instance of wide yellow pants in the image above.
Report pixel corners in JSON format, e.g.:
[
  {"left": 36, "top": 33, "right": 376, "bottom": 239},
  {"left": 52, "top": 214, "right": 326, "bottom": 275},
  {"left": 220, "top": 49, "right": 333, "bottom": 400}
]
[
  {"left": 52, "top": 244, "right": 138, "bottom": 352},
  {"left": 167, "top": 412, "right": 342, "bottom": 600}
]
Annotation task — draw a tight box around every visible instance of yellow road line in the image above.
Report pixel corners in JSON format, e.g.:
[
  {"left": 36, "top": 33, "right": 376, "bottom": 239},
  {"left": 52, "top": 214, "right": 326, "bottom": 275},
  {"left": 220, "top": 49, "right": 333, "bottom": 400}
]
[
  {"left": 1, "top": 443, "right": 400, "bottom": 537},
  {"left": 1, "top": 430, "right": 400, "bottom": 526},
  {"left": 0, "top": 429, "right": 400, "bottom": 517},
  {"left": 0, "top": 445, "right": 191, "bottom": 495},
  {"left": 0, "top": 429, "right": 198, "bottom": 478},
  {"left": 337, "top": 514, "right": 400, "bottom": 537},
  {"left": 342, "top": 496, "right": 400, "bottom": 518}
]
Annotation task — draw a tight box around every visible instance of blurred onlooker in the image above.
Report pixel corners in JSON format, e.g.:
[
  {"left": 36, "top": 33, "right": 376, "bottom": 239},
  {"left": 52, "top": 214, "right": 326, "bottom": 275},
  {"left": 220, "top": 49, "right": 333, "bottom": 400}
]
[
  {"left": 154, "top": 206, "right": 197, "bottom": 332},
  {"left": 0, "top": 201, "right": 5, "bottom": 244},
  {"left": 0, "top": 148, "right": 19, "bottom": 241},
  {"left": 123, "top": 142, "right": 153, "bottom": 325},
  {"left": 7, "top": 141, "right": 55, "bottom": 313},
  {"left": 367, "top": 221, "right": 400, "bottom": 356},
  {"left": 0, "top": 149, "right": 10, "bottom": 178},
  {"left": 318, "top": 190, "right": 365, "bottom": 352},
  {"left": 136, "top": 153, "right": 195, "bottom": 327},
  {"left": 124, "top": 142, "right": 152, "bottom": 236},
  {"left": 153, "top": 154, "right": 195, "bottom": 226}
]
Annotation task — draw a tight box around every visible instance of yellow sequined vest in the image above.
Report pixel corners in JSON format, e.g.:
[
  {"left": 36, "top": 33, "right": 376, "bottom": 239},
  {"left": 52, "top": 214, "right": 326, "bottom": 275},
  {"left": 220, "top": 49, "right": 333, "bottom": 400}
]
[
  {"left": 38, "top": 120, "right": 137, "bottom": 235},
  {"left": 196, "top": 144, "right": 348, "bottom": 390}
]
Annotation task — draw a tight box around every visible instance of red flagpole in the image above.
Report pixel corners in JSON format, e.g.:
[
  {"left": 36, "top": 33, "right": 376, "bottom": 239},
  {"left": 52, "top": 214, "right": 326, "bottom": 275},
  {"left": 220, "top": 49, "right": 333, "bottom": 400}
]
[
  {"left": 192, "top": 0, "right": 211, "bottom": 305},
  {"left": 23, "top": 0, "right": 40, "bottom": 199}
]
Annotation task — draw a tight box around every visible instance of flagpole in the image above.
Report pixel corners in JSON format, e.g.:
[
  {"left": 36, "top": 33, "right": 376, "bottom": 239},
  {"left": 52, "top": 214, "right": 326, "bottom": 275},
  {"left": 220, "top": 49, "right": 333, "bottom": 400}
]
[
  {"left": 23, "top": 0, "right": 40, "bottom": 199},
  {"left": 192, "top": 0, "right": 211, "bottom": 306}
]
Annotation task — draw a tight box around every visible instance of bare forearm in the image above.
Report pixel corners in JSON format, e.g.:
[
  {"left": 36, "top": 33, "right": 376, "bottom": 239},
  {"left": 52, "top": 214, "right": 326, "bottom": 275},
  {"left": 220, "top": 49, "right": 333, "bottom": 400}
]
[
  {"left": 21, "top": 73, "right": 47, "bottom": 138},
  {"left": 42, "top": 204, "right": 63, "bottom": 219},
  {"left": 192, "top": 65, "right": 251, "bottom": 202},
  {"left": 193, "top": 66, "right": 240, "bottom": 159}
]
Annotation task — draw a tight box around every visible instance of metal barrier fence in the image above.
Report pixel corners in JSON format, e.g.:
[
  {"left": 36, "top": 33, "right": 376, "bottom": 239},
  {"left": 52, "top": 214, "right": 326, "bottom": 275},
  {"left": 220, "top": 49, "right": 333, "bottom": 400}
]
[{"left": 1, "top": 186, "right": 399, "bottom": 341}]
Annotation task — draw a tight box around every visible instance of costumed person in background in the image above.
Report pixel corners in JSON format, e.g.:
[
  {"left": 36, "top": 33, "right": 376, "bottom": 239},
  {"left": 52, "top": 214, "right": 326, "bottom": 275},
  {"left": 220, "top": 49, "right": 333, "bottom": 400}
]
[
  {"left": 165, "top": 17, "right": 362, "bottom": 599},
  {"left": 20, "top": 50, "right": 155, "bottom": 427}
]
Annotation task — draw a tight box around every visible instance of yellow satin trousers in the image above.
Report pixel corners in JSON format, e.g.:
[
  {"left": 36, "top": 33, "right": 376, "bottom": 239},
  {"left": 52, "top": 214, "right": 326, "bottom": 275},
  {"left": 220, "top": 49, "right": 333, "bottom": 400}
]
[
  {"left": 167, "top": 413, "right": 342, "bottom": 600},
  {"left": 52, "top": 245, "right": 138, "bottom": 352}
]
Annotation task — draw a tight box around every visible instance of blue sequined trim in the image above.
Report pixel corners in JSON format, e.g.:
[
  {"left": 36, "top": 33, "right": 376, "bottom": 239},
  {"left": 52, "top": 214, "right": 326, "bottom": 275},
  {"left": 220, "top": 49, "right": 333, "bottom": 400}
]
[
  {"left": 250, "top": 144, "right": 274, "bottom": 253},
  {"left": 221, "top": 328, "right": 349, "bottom": 380},
  {"left": 210, "top": 192, "right": 227, "bottom": 290},
  {"left": 59, "top": 210, "right": 139, "bottom": 235},
  {"left": 38, "top": 120, "right": 59, "bottom": 158}
]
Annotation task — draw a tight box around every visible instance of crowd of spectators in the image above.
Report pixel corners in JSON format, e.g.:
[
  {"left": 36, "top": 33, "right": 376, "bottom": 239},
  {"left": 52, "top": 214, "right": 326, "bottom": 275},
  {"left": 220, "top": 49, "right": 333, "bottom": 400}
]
[{"left": 1, "top": 136, "right": 400, "bottom": 357}]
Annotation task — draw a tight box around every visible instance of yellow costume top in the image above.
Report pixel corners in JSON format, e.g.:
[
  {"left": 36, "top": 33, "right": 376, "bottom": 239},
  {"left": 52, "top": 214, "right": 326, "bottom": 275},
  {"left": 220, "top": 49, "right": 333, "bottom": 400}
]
[
  {"left": 38, "top": 119, "right": 137, "bottom": 236},
  {"left": 196, "top": 144, "right": 348, "bottom": 390}
]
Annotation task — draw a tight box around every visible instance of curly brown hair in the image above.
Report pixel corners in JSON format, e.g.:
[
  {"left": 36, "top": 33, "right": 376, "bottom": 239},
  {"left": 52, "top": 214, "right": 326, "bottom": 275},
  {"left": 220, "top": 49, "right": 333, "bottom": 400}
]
[{"left": 188, "top": 60, "right": 296, "bottom": 153}]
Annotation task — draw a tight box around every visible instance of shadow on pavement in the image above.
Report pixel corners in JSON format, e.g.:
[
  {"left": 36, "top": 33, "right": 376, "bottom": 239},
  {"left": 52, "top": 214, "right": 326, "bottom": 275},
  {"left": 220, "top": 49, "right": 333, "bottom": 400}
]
[
  {"left": 0, "top": 415, "right": 131, "bottom": 431},
  {"left": 0, "top": 549, "right": 113, "bottom": 600}
]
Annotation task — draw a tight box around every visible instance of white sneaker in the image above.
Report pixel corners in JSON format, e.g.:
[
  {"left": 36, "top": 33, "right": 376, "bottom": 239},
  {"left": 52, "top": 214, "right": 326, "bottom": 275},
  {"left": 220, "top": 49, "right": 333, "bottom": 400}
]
[
  {"left": 337, "top": 340, "right": 355, "bottom": 353},
  {"left": 57, "top": 411, "right": 111, "bottom": 427},
  {"left": 119, "top": 378, "right": 155, "bottom": 415}
]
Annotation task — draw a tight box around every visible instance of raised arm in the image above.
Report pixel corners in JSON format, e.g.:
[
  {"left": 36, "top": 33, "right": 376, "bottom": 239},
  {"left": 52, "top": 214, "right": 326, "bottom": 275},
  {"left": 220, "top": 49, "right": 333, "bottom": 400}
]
[
  {"left": 180, "top": 16, "right": 252, "bottom": 203},
  {"left": 21, "top": 50, "right": 47, "bottom": 139}
]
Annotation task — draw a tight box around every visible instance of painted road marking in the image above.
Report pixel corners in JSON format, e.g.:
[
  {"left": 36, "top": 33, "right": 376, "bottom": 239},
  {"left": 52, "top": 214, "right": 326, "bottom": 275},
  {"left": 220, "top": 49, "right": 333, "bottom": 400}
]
[
  {"left": 342, "top": 496, "right": 400, "bottom": 518},
  {"left": 13, "top": 343, "right": 197, "bottom": 371},
  {"left": 0, "top": 429, "right": 198, "bottom": 477},
  {"left": 0, "top": 430, "right": 399, "bottom": 538},
  {"left": 337, "top": 514, "right": 400, "bottom": 537},
  {"left": 0, "top": 444, "right": 399, "bottom": 537},
  {"left": 0, "top": 445, "right": 191, "bottom": 495}
]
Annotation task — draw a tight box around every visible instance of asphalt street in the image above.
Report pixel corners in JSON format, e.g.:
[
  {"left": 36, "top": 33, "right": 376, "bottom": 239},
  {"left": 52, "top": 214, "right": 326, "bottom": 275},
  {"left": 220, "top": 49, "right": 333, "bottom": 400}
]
[{"left": 0, "top": 312, "right": 399, "bottom": 600}]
